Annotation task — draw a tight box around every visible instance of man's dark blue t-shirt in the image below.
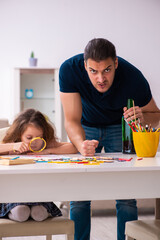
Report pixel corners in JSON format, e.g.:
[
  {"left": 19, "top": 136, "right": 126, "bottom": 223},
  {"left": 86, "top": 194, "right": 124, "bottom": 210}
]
[{"left": 59, "top": 54, "right": 152, "bottom": 127}]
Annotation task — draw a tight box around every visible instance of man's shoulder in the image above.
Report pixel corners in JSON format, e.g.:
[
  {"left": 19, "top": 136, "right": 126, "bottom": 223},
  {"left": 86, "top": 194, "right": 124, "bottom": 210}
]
[
  {"left": 60, "top": 53, "right": 84, "bottom": 69},
  {"left": 118, "top": 56, "right": 133, "bottom": 67},
  {"left": 117, "top": 56, "right": 141, "bottom": 73}
]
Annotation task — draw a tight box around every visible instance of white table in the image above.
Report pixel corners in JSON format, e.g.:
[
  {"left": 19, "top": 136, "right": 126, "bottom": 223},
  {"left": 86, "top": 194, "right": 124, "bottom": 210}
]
[{"left": 0, "top": 152, "right": 160, "bottom": 203}]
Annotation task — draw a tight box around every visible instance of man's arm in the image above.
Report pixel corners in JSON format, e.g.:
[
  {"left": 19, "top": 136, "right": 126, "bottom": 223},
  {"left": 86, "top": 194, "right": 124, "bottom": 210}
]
[
  {"left": 123, "top": 97, "right": 160, "bottom": 128},
  {"left": 60, "top": 92, "right": 98, "bottom": 156},
  {"left": 141, "top": 98, "right": 160, "bottom": 128}
]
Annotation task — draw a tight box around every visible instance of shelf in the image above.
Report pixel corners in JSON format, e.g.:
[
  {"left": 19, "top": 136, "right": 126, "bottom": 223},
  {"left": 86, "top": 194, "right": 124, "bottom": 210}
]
[
  {"left": 14, "top": 67, "right": 65, "bottom": 140},
  {"left": 20, "top": 74, "right": 55, "bottom": 99},
  {"left": 21, "top": 98, "right": 55, "bottom": 100},
  {"left": 19, "top": 69, "right": 56, "bottom": 74}
]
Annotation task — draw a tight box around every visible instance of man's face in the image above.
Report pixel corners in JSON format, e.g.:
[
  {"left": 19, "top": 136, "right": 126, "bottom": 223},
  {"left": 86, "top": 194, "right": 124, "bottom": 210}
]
[{"left": 84, "top": 57, "right": 118, "bottom": 93}]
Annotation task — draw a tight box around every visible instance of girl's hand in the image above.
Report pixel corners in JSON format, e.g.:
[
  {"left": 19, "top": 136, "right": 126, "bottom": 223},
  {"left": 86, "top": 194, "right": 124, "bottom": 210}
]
[{"left": 12, "top": 142, "right": 29, "bottom": 154}]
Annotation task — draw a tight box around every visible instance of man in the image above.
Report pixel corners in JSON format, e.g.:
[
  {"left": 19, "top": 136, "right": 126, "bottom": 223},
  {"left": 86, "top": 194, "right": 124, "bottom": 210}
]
[{"left": 59, "top": 38, "right": 160, "bottom": 240}]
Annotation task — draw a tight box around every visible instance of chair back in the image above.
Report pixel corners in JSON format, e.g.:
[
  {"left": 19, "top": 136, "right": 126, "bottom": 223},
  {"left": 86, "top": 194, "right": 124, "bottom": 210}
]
[{"left": 0, "top": 127, "right": 9, "bottom": 142}]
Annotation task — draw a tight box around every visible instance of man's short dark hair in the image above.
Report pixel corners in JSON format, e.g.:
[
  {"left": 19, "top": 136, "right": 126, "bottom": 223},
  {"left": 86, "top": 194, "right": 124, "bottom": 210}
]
[{"left": 84, "top": 38, "right": 116, "bottom": 62}]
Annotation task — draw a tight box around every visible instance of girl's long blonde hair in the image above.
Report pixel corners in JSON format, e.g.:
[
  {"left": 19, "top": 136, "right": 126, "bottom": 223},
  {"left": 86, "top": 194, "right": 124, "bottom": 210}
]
[{"left": 3, "top": 109, "right": 57, "bottom": 144}]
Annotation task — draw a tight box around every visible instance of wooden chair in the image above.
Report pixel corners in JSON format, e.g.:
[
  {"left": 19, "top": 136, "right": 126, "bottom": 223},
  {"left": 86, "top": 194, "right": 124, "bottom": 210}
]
[
  {"left": 0, "top": 217, "right": 74, "bottom": 240},
  {"left": 125, "top": 198, "right": 160, "bottom": 240},
  {"left": 0, "top": 127, "right": 75, "bottom": 239},
  {"left": 0, "top": 119, "right": 9, "bottom": 129},
  {"left": 0, "top": 127, "right": 9, "bottom": 142}
]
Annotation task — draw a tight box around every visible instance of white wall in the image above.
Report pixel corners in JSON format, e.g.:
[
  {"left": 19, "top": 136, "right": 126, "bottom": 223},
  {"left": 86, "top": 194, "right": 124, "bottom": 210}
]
[{"left": 0, "top": 0, "right": 160, "bottom": 122}]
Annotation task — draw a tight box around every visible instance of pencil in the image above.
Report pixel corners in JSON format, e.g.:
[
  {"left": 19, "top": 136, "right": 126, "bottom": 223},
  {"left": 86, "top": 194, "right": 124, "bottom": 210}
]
[
  {"left": 124, "top": 118, "right": 136, "bottom": 132},
  {"left": 133, "top": 100, "right": 136, "bottom": 125}
]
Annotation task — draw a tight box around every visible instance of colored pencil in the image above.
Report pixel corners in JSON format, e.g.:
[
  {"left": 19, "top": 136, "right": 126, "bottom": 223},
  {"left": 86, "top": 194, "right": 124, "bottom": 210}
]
[{"left": 133, "top": 100, "right": 136, "bottom": 125}]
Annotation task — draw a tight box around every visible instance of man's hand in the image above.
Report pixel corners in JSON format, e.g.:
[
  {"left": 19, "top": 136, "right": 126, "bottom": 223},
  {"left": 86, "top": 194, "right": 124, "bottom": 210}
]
[
  {"left": 80, "top": 140, "right": 99, "bottom": 156},
  {"left": 123, "top": 106, "right": 144, "bottom": 123}
]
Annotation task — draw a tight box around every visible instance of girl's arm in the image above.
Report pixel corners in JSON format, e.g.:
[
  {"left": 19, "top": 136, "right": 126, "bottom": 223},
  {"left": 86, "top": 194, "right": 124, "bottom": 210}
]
[
  {"left": 0, "top": 143, "right": 14, "bottom": 154},
  {"left": 0, "top": 142, "right": 29, "bottom": 154},
  {"left": 48, "top": 142, "right": 78, "bottom": 154},
  {"left": 33, "top": 141, "right": 78, "bottom": 155}
]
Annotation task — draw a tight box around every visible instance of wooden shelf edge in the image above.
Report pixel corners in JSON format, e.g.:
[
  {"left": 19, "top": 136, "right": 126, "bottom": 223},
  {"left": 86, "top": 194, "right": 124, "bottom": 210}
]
[{"left": 19, "top": 69, "right": 55, "bottom": 74}]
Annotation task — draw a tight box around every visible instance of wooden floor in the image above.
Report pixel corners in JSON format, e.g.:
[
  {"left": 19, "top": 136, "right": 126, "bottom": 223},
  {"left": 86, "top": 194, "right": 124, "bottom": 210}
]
[
  {"left": 91, "top": 208, "right": 154, "bottom": 240},
  {"left": 4, "top": 208, "right": 154, "bottom": 240}
]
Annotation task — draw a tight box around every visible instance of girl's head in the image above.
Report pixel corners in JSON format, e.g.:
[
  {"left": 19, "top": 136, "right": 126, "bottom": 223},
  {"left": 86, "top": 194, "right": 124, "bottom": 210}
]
[
  {"left": 21, "top": 124, "right": 43, "bottom": 145},
  {"left": 3, "top": 109, "right": 57, "bottom": 144}
]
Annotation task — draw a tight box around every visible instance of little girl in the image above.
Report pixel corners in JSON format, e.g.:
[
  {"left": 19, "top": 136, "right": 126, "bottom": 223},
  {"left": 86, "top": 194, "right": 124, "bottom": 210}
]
[{"left": 0, "top": 108, "right": 77, "bottom": 222}]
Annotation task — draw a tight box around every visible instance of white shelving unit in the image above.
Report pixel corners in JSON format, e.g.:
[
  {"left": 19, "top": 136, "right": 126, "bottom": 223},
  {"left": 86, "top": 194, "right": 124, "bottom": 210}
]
[{"left": 13, "top": 68, "right": 66, "bottom": 141}]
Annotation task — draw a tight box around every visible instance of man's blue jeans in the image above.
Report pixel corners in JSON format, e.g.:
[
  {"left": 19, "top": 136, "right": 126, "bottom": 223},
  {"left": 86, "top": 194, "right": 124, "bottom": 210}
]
[{"left": 70, "top": 124, "right": 138, "bottom": 240}]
